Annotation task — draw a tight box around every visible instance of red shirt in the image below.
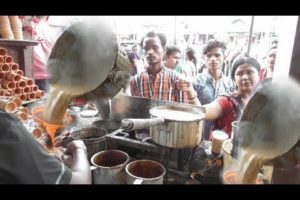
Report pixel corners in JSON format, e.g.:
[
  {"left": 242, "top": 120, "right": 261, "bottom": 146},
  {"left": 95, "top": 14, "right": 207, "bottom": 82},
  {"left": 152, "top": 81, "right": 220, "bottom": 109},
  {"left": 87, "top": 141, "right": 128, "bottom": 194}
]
[
  {"left": 32, "top": 18, "right": 59, "bottom": 80},
  {"left": 210, "top": 95, "right": 243, "bottom": 139},
  {"left": 259, "top": 68, "right": 268, "bottom": 82}
]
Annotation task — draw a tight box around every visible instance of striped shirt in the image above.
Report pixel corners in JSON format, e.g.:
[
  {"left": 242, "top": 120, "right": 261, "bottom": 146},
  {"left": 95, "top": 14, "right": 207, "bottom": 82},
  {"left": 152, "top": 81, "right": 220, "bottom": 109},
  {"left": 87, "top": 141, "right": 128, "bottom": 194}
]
[{"left": 130, "top": 66, "right": 188, "bottom": 103}]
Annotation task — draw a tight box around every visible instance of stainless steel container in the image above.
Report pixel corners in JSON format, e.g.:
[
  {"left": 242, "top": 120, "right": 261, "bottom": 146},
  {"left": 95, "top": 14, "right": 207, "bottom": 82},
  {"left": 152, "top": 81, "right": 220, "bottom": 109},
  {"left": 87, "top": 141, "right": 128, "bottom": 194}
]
[
  {"left": 70, "top": 127, "right": 108, "bottom": 161},
  {"left": 125, "top": 160, "right": 166, "bottom": 184},
  {"left": 122, "top": 105, "right": 205, "bottom": 148},
  {"left": 91, "top": 150, "right": 129, "bottom": 184}
]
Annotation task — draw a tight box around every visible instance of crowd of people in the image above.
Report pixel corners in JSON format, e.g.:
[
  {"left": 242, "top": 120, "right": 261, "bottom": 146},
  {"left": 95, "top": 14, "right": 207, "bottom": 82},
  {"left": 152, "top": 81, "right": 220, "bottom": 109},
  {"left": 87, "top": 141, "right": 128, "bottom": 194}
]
[
  {"left": 128, "top": 31, "right": 278, "bottom": 140},
  {"left": 127, "top": 31, "right": 300, "bottom": 184}
]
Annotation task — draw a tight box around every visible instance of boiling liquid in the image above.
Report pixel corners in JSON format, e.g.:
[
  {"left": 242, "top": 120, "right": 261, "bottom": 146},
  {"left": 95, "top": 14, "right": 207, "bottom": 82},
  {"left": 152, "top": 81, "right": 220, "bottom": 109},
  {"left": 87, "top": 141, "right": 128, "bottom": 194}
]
[
  {"left": 236, "top": 150, "right": 267, "bottom": 184},
  {"left": 151, "top": 108, "right": 203, "bottom": 121},
  {"left": 43, "top": 85, "right": 80, "bottom": 124}
]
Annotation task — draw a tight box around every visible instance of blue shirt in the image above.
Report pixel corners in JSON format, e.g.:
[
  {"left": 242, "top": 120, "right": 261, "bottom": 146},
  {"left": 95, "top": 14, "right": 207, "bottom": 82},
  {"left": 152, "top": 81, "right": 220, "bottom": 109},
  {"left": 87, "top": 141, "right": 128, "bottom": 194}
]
[{"left": 193, "top": 71, "right": 235, "bottom": 140}]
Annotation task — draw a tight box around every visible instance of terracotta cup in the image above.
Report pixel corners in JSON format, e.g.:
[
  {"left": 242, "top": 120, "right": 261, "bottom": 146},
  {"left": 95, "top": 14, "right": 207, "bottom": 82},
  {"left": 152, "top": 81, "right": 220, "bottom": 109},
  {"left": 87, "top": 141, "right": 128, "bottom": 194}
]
[
  {"left": 223, "top": 170, "right": 263, "bottom": 184},
  {"left": 0, "top": 98, "right": 17, "bottom": 113}
]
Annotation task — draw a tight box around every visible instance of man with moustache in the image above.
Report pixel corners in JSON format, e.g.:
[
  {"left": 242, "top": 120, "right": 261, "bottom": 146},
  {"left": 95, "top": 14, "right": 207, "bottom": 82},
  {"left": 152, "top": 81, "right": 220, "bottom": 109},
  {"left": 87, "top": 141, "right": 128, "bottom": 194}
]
[
  {"left": 130, "top": 32, "right": 192, "bottom": 103},
  {"left": 163, "top": 46, "right": 182, "bottom": 72}
]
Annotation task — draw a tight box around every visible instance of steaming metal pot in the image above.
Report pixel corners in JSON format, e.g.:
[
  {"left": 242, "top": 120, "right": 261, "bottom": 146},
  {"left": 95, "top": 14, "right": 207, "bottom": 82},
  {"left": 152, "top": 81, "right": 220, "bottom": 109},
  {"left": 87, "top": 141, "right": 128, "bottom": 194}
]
[
  {"left": 122, "top": 105, "right": 205, "bottom": 148},
  {"left": 239, "top": 78, "right": 300, "bottom": 159},
  {"left": 47, "top": 20, "right": 131, "bottom": 117}
]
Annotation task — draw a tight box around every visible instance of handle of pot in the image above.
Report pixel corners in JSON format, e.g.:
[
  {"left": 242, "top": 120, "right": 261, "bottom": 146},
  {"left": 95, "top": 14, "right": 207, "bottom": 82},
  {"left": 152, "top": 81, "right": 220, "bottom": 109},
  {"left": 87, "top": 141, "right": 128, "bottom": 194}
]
[
  {"left": 90, "top": 165, "right": 99, "bottom": 182},
  {"left": 121, "top": 117, "right": 165, "bottom": 131},
  {"left": 133, "top": 179, "right": 144, "bottom": 184}
]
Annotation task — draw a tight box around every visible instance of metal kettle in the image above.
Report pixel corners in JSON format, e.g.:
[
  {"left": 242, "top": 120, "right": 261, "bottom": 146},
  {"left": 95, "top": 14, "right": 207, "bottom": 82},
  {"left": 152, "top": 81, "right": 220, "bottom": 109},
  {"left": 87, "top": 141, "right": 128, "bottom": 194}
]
[{"left": 47, "top": 20, "right": 131, "bottom": 118}]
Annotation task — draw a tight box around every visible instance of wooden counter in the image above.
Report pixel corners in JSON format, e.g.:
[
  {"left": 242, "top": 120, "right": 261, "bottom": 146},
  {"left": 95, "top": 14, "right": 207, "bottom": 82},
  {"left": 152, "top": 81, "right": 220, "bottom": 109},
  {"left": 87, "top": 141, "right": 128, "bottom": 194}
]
[{"left": 0, "top": 39, "right": 38, "bottom": 79}]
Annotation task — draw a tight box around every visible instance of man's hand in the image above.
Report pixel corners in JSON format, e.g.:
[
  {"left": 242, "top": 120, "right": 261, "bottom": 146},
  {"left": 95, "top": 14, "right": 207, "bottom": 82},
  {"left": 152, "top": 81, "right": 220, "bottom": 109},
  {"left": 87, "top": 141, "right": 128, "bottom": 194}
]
[
  {"left": 64, "top": 140, "right": 87, "bottom": 156},
  {"left": 176, "top": 78, "right": 194, "bottom": 92},
  {"left": 55, "top": 131, "right": 73, "bottom": 148},
  {"left": 176, "top": 77, "right": 200, "bottom": 106}
]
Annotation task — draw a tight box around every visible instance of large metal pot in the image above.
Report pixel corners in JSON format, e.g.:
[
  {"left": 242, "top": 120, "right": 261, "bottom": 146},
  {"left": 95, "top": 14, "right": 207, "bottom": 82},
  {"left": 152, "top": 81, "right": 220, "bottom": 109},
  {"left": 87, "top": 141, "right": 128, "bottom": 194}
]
[
  {"left": 70, "top": 127, "right": 108, "bottom": 161},
  {"left": 121, "top": 105, "right": 205, "bottom": 148},
  {"left": 239, "top": 78, "right": 300, "bottom": 159}
]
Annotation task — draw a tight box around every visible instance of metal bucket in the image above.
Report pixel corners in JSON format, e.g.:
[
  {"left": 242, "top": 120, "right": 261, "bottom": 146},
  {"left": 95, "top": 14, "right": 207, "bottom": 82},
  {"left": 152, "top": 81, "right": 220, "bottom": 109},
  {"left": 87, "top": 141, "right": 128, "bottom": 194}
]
[
  {"left": 91, "top": 150, "right": 129, "bottom": 184},
  {"left": 70, "top": 127, "right": 108, "bottom": 161},
  {"left": 125, "top": 160, "right": 166, "bottom": 184}
]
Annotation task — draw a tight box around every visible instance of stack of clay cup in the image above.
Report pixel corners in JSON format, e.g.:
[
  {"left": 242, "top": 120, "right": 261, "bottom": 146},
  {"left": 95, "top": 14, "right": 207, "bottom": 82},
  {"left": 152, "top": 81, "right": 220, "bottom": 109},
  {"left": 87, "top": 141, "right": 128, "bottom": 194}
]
[
  {"left": 0, "top": 96, "right": 29, "bottom": 121},
  {"left": 0, "top": 47, "right": 45, "bottom": 101},
  {"left": 0, "top": 16, "right": 23, "bottom": 40}
]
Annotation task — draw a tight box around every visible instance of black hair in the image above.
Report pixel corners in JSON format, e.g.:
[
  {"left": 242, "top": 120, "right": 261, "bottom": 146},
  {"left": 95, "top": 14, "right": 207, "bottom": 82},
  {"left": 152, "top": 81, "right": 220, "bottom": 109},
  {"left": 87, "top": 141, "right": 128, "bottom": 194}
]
[
  {"left": 231, "top": 57, "right": 261, "bottom": 80},
  {"left": 271, "top": 39, "right": 278, "bottom": 45},
  {"left": 165, "top": 46, "right": 181, "bottom": 56},
  {"left": 186, "top": 47, "right": 197, "bottom": 66},
  {"left": 268, "top": 45, "right": 277, "bottom": 52},
  {"left": 140, "top": 31, "right": 167, "bottom": 49},
  {"left": 202, "top": 39, "right": 226, "bottom": 55}
]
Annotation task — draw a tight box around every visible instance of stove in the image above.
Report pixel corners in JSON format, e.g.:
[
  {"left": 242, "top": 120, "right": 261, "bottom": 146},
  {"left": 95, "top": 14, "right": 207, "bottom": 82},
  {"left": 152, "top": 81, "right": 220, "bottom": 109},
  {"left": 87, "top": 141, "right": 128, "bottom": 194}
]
[
  {"left": 94, "top": 95, "right": 205, "bottom": 184},
  {"left": 105, "top": 128, "right": 194, "bottom": 184}
]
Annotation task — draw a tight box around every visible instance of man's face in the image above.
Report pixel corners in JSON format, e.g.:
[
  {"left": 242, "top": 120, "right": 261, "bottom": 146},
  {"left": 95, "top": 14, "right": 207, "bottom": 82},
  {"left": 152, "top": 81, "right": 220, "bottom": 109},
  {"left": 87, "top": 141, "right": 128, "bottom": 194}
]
[
  {"left": 132, "top": 45, "right": 139, "bottom": 53},
  {"left": 204, "top": 47, "right": 224, "bottom": 73},
  {"left": 267, "top": 48, "right": 277, "bottom": 72},
  {"left": 142, "top": 36, "right": 164, "bottom": 66},
  {"left": 164, "top": 51, "right": 181, "bottom": 70}
]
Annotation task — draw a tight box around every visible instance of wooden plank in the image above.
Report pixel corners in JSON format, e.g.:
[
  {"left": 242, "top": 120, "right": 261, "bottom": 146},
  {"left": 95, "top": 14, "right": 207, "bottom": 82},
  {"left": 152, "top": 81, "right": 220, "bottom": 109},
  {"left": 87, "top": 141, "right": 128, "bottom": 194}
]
[{"left": 0, "top": 39, "right": 38, "bottom": 46}]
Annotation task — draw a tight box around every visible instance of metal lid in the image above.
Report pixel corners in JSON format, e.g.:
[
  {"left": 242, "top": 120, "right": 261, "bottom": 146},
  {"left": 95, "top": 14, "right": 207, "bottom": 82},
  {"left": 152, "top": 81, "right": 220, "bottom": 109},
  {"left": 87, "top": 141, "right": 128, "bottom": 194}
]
[{"left": 149, "top": 105, "right": 205, "bottom": 122}]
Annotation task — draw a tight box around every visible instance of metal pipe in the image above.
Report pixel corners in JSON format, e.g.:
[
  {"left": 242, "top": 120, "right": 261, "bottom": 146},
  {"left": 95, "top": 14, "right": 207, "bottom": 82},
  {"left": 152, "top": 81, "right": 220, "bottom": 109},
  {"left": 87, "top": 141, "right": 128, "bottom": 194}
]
[
  {"left": 247, "top": 16, "right": 255, "bottom": 55},
  {"left": 174, "top": 16, "right": 177, "bottom": 45}
]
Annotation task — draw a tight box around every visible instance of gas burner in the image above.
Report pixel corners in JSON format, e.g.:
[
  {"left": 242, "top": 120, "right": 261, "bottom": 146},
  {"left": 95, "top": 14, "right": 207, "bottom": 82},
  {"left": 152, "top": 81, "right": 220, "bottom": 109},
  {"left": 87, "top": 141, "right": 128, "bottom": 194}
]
[{"left": 106, "top": 129, "right": 164, "bottom": 154}]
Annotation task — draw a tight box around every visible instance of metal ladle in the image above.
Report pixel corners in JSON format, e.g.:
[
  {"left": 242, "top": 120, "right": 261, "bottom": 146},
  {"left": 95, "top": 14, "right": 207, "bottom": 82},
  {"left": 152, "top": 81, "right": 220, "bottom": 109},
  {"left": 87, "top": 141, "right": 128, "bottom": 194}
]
[{"left": 239, "top": 78, "right": 300, "bottom": 159}]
